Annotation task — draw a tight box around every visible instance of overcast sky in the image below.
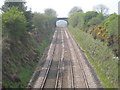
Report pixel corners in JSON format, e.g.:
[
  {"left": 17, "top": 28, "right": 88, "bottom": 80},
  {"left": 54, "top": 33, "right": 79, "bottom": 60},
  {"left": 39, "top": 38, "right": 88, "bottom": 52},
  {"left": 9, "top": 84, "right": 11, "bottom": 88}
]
[{"left": 0, "top": 0, "right": 119, "bottom": 17}]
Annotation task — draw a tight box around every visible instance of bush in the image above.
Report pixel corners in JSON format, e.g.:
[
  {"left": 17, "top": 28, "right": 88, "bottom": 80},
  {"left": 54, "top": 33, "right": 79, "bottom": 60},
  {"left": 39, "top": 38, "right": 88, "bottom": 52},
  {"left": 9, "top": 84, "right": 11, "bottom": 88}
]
[
  {"left": 2, "top": 7, "right": 27, "bottom": 41},
  {"left": 84, "top": 11, "right": 98, "bottom": 26},
  {"left": 88, "top": 17, "right": 102, "bottom": 26},
  {"left": 102, "top": 14, "right": 118, "bottom": 36},
  {"left": 90, "top": 25, "right": 109, "bottom": 41},
  {"left": 102, "top": 14, "right": 119, "bottom": 56},
  {"left": 68, "top": 12, "right": 84, "bottom": 28},
  {"left": 68, "top": 26, "right": 118, "bottom": 88}
]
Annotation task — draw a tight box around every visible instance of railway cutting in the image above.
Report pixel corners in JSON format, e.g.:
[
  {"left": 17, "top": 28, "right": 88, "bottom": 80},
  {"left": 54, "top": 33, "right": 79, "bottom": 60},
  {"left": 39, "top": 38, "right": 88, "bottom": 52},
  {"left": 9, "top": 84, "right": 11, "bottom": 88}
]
[{"left": 28, "top": 27, "right": 103, "bottom": 89}]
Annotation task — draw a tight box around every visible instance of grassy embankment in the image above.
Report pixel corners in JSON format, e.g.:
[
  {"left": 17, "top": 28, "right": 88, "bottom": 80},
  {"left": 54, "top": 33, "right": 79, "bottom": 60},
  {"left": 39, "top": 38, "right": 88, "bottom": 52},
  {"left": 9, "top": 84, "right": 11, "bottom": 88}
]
[
  {"left": 3, "top": 29, "right": 54, "bottom": 88},
  {"left": 68, "top": 26, "right": 118, "bottom": 88}
]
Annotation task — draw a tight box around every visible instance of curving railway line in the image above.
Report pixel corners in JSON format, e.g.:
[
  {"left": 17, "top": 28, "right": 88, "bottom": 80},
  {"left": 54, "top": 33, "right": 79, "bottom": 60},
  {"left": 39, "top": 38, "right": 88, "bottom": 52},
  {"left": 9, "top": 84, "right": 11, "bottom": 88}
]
[{"left": 28, "top": 27, "right": 103, "bottom": 89}]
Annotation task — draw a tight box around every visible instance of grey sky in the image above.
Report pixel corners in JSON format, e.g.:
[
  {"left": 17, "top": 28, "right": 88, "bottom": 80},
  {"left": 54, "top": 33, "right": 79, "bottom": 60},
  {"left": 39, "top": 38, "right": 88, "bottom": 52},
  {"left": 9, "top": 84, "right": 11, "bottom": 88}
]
[{"left": 0, "top": 0, "right": 119, "bottom": 17}]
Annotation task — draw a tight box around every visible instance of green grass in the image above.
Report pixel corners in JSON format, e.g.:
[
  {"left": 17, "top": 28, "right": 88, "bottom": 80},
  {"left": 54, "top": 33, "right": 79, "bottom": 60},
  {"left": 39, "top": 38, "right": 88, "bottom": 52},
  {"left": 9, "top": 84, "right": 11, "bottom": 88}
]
[
  {"left": 3, "top": 56, "right": 36, "bottom": 88},
  {"left": 86, "top": 53, "right": 114, "bottom": 88},
  {"left": 18, "top": 64, "right": 36, "bottom": 88},
  {"left": 68, "top": 26, "right": 118, "bottom": 88}
]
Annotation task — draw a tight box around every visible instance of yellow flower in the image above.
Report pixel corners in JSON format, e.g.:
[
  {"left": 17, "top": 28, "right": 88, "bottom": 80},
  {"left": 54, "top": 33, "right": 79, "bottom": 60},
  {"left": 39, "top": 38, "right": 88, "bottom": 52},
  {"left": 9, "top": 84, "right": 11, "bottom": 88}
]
[{"left": 97, "top": 32, "right": 101, "bottom": 35}]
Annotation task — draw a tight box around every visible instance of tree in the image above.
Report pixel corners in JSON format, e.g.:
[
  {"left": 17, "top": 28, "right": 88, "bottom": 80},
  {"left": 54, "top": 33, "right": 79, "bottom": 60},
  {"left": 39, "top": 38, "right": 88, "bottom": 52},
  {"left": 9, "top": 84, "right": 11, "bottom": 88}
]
[
  {"left": 69, "top": 6, "right": 83, "bottom": 16},
  {"left": 44, "top": 8, "right": 57, "bottom": 16},
  {"left": 68, "top": 12, "right": 84, "bottom": 28},
  {"left": 2, "top": 0, "right": 27, "bottom": 12},
  {"left": 84, "top": 11, "right": 98, "bottom": 27},
  {"left": 2, "top": 0, "right": 33, "bottom": 32},
  {"left": 102, "top": 14, "right": 119, "bottom": 56},
  {"left": 24, "top": 9, "right": 34, "bottom": 31},
  {"left": 88, "top": 17, "right": 102, "bottom": 26},
  {"left": 32, "top": 12, "right": 57, "bottom": 31},
  {"left": 102, "top": 14, "right": 118, "bottom": 35},
  {"left": 2, "top": 7, "right": 27, "bottom": 41},
  {"left": 88, "top": 13, "right": 105, "bottom": 26},
  {"left": 93, "top": 4, "right": 109, "bottom": 15}
]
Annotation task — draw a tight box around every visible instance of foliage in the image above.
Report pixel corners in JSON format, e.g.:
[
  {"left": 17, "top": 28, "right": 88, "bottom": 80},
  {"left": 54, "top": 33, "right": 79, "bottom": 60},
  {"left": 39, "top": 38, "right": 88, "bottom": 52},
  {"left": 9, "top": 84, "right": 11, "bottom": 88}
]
[
  {"left": 68, "top": 9, "right": 119, "bottom": 88},
  {"left": 90, "top": 25, "right": 109, "bottom": 41},
  {"left": 68, "top": 26, "right": 118, "bottom": 88},
  {"left": 24, "top": 10, "right": 34, "bottom": 32},
  {"left": 68, "top": 10, "right": 119, "bottom": 57},
  {"left": 88, "top": 13, "right": 105, "bottom": 26},
  {"left": 44, "top": 8, "right": 57, "bottom": 17},
  {"left": 2, "top": 1, "right": 57, "bottom": 88},
  {"left": 97, "top": 13, "right": 105, "bottom": 20},
  {"left": 84, "top": 11, "right": 98, "bottom": 24},
  {"left": 2, "top": 1, "right": 33, "bottom": 32},
  {"left": 2, "top": 1, "right": 27, "bottom": 12},
  {"left": 2, "top": 7, "right": 27, "bottom": 41},
  {"left": 88, "top": 17, "right": 102, "bottom": 26},
  {"left": 32, "top": 12, "right": 57, "bottom": 31},
  {"left": 3, "top": 34, "right": 53, "bottom": 88},
  {"left": 68, "top": 12, "right": 84, "bottom": 28},
  {"left": 102, "top": 14, "right": 118, "bottom": 36},
  {"left": 68, "top": 6, "right": 83, "bottom": 16},
  {"left": 102, "top": 14, "right": 119, "bottom": 56}
]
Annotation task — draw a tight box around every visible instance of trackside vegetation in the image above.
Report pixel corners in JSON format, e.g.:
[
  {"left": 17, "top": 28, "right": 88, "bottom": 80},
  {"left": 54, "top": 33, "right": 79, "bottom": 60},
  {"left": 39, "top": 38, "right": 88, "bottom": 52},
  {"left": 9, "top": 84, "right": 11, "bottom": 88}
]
[
  {"left": 68, "top": 10, "right": 119, "bottom": 88},
  {"left": 2, "top": 1, "right": 57, "bottom": 88}
]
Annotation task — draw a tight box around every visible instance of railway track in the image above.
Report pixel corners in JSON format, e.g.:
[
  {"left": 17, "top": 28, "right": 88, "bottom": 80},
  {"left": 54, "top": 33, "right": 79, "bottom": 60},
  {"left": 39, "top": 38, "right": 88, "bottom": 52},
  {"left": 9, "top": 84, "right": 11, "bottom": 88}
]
[
  {"left": 28, "top": 27, "right": 102, "bottom": 89},
  {"left": 55, "top": 29, "right": 65, "bottom": 88},
  {"left": 64, "top": 28, "right": 89, "bottom": 88},
  {"left": 32, "top": 29, "right": 58, "bottom": 88}
]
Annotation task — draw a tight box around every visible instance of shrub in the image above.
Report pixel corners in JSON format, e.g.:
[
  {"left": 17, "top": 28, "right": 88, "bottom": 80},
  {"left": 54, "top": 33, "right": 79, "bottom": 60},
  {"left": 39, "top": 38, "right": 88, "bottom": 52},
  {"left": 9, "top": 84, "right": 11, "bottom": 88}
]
[
  {"left": 68, "top": 26, "right": 118, "bottom": 88},
  {"left": 102, "top": 14, "right": 119, "bottom": 56},
  {"left": 68, "top": 12, "right": 84, "bottom": 28}
]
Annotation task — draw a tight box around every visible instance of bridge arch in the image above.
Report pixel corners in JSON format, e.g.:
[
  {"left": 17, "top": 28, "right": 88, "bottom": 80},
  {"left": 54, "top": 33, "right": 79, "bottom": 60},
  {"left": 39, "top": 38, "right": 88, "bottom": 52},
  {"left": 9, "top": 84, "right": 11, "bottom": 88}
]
[
  {"left": 56, "top": 17, "right": 68, "bottom": 27},
  {"left": 57, "top": 17, "right": 68, "bottom": 22}
]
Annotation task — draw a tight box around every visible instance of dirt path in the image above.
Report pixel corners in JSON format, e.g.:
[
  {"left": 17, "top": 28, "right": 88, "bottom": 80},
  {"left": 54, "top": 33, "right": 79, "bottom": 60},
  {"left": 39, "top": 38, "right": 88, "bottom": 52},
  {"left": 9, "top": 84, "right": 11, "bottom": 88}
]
[{"left": 28, "top": 27, "right": 103, "bottom": 89}]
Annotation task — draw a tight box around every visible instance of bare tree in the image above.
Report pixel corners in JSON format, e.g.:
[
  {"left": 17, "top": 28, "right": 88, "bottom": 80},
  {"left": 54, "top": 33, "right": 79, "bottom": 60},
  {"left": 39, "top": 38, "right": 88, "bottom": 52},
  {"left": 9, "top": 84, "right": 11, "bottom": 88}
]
[
  {"left": 93, "top": 4, "right": 109, "bottom": 15},
  {"left": 44, "top": 8, "right": 57, "bottom": 16},
  {"left": 68, "top": 6, "right": 83, "bottom": 16}
]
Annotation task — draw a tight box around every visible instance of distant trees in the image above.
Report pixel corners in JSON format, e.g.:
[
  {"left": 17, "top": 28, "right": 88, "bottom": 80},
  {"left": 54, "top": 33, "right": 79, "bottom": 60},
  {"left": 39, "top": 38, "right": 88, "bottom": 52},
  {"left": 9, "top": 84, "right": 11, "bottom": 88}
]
[
  {"left": 33, "top": 8, "right": 57, "bottom": 31},
  {"left": 87, "top": 13, "right": 104, "bottom": 26},
  {"left": 32, "top": 12, "right": 57, "bottom": 31},
  {"left": 44, "top": 8, "right": 57, "bottom": 16},
  {"left": 68, "top": 12, "right": 84, "bottom": 28},
  {"left": 93, "top": 4, "right": 109, "bottom": 15},
  {"left": 32, "top": 11, "right": 57, "bottom": 43},
  {"left": 88, "top": 17, "right": 102, "bottom": 26},
  {"left": 68, "top": 6, "right": 83, "bottom": 16},
  {"left": 84, "top": 11, "right": 98, "bottom": 27},
  {"left": 68, "top": 8, "right": 119, "bottom": 57}
]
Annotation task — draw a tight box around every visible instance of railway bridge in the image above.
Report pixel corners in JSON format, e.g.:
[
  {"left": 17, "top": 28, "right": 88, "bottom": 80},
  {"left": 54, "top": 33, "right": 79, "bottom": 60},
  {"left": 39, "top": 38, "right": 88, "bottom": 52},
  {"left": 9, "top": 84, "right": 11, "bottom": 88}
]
[
  {"left": 57, "top": 17, "right": 68, "bottom": 22},
  {"left": 56, "top": 17, "right": 69, "bottom": 27}
]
